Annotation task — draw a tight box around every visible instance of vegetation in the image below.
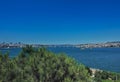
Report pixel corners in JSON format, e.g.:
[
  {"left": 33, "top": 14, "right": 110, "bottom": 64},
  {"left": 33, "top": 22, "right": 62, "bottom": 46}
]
[
  {"left": 94, "top": 70, "right": 120, "bottom": 82},
  {"left": 0, "top": 45, "right": 92, "bottom": 82},
  {"left": 0, "top": 45, "right": 120, "bottom": 82}
]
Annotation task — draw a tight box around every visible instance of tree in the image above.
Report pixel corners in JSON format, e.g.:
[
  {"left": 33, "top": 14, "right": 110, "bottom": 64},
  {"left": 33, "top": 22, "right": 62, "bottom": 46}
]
[{"left": 0, "top": 45, "right": 120, "bottom": 82}]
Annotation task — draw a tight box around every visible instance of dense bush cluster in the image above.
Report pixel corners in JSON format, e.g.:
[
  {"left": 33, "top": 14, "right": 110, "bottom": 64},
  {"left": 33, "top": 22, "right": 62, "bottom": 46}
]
[
  {"left": 94, "top": 71, "right": 120, "bottom": 82},
  {"left": 0, "top": 45, "right": 91, "bottom": 82},
  {"left": 0, "top": 45, "right": 120, "bottom": 82}
]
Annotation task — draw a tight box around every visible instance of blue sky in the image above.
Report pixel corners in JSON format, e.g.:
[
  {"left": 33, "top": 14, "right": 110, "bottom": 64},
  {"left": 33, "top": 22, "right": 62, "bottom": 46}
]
[{"left": 0, "top": 0, "right": 120, "bottom": 44}]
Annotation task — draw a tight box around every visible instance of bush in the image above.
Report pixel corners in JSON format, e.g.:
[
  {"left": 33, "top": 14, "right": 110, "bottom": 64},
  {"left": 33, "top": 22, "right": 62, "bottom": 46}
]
[{"left": 0, "top": 46, "right": 92, "bottom": 82}]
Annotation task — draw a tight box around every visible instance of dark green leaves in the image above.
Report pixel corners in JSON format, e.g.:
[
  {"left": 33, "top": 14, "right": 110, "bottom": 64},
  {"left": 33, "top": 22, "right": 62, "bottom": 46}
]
[{"left": 0, "top": 46, "right": 119, "bottom": 82}]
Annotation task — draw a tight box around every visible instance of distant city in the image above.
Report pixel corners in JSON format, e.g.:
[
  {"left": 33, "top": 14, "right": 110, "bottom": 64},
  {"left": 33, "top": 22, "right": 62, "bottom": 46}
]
[{"left": 1, "top": 41, "right": 120, "bottom": 49}]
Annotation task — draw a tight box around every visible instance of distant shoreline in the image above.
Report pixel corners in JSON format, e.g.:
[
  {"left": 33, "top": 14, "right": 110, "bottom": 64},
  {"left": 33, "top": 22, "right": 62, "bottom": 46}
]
[
  {"left": 0, "top": 46, "right": 120, "bottom": 49},
  {"left": 1, "top": 41, "right": 120, "bottom": 49}
]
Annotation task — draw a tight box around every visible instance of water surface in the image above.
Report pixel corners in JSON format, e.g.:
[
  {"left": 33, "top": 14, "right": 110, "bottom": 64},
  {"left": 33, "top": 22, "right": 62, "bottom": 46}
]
[{"left": 0, "top": 47, "right": 120, "bottom": 72}]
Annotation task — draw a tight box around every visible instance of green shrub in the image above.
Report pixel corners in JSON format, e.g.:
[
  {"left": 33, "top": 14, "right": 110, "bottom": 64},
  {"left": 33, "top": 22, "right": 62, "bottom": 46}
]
[{"left": 0, "top": 46, "right": 92, "bottom": 82}]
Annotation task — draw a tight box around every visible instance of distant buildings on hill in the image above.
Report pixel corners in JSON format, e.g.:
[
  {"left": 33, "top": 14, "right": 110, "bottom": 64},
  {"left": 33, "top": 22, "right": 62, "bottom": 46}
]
[
  {"left": 75, "top": 42, "right": 120, "bottom": 48},
  {"left": 0, "top": 41, "right": 120, "bottom": 48},
  {"left": 0, "top": 42, "right": 26, "bottom": 48}
]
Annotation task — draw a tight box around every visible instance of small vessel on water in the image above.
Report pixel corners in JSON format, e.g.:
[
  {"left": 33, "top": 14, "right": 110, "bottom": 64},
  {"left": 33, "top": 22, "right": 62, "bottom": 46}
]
[
  {"left": 80, "top": 47, "right": 85, "bottom": 50},
  {"left": 0, "top": 47, "right": 10, "bottom": 50}
]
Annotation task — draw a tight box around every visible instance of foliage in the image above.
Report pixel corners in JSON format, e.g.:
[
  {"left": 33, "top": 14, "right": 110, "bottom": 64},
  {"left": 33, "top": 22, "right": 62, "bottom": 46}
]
[
  {"left": 94, "top": 70, "right": 120, "bottom": 82},
  {"left": 0, "top": 45, "right": 92, "bottom": 82},
  {"left": 0, "top": 45, "right": 120, "bottom": 82}
]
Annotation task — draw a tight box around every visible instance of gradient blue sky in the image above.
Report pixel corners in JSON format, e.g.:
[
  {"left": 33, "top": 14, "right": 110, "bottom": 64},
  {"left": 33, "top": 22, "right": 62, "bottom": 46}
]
[{"left": 0, "top": 0, "right": 120, "bottom": 44}]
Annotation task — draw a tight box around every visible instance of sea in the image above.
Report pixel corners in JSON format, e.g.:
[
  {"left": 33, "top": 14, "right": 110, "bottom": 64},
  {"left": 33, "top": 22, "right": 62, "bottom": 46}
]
[{"left": 0, "top": 47, "right": 120, "bottom": 73}]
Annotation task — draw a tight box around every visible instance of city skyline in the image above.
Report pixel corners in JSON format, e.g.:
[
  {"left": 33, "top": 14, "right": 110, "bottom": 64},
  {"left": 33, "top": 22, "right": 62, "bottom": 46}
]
[{"left": 0, "top": 0, "right": 120, "bottom": 44}]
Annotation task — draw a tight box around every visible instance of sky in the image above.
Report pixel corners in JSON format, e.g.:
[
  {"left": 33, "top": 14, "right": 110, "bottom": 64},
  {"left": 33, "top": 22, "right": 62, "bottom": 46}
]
[{"left": 0, "top": 0, "right": 120, "bottom": 44}]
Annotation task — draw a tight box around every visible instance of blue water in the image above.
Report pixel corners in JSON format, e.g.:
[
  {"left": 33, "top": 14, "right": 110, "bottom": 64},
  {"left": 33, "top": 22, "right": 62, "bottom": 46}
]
[{"left": 0, "top": 47, "right": 120, "bottom": 72}]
